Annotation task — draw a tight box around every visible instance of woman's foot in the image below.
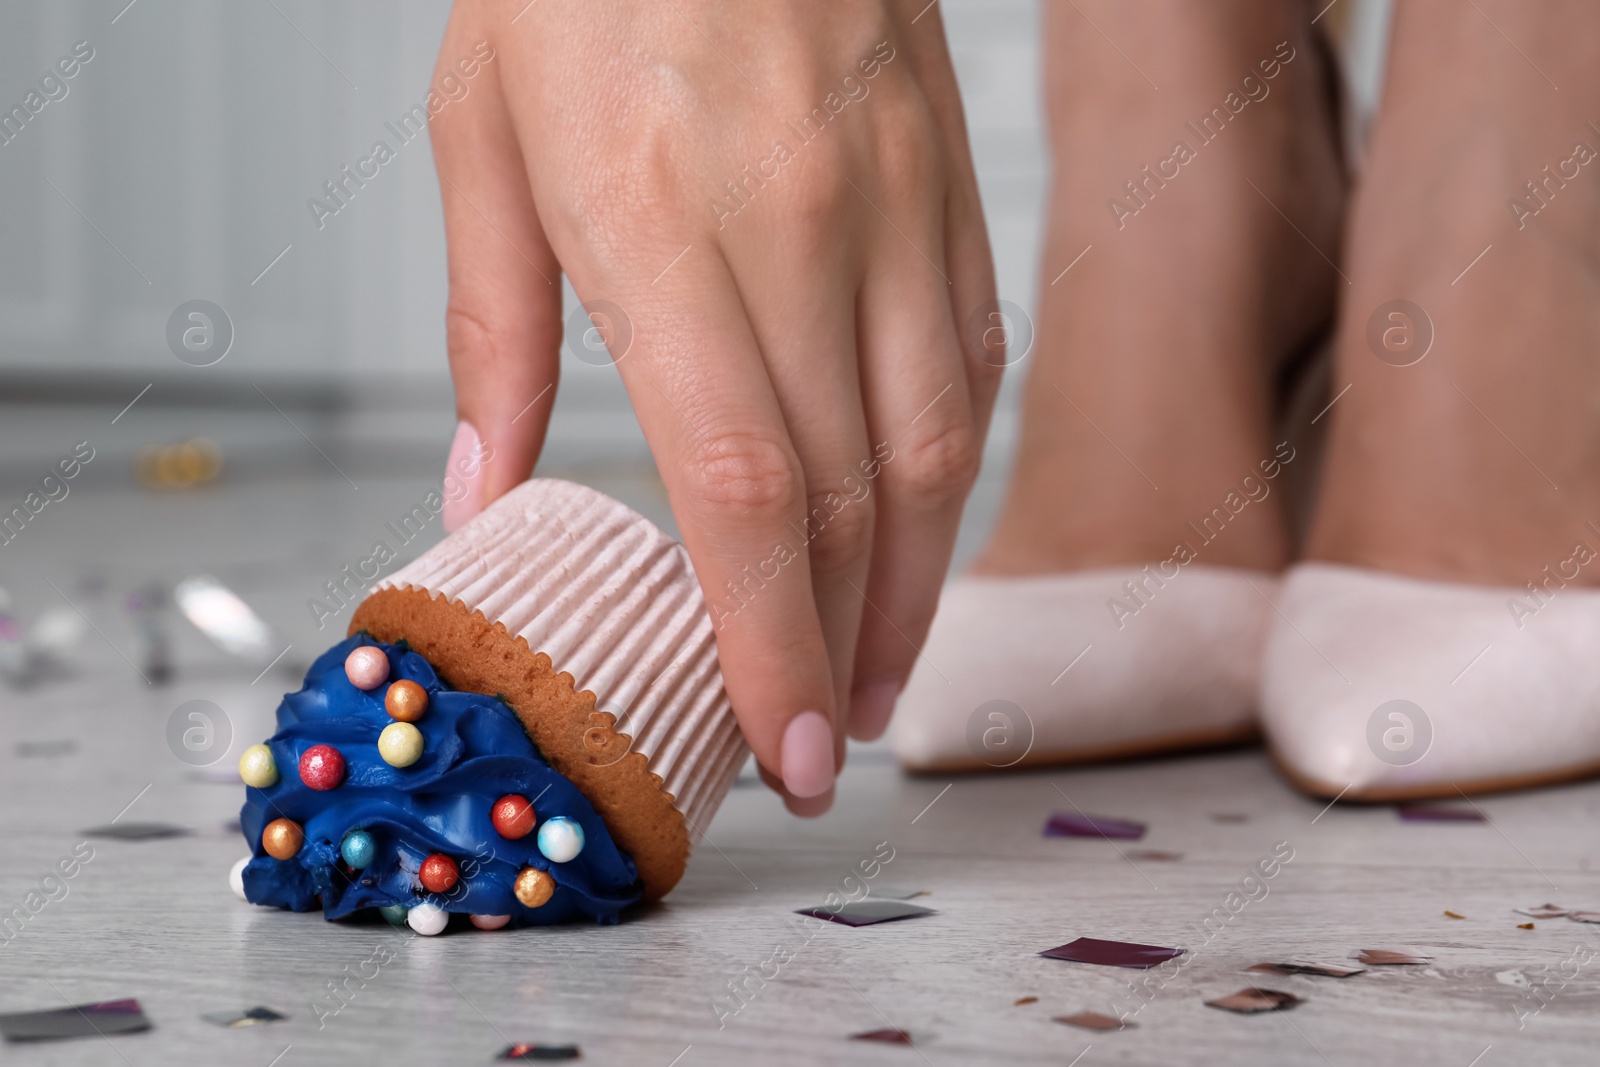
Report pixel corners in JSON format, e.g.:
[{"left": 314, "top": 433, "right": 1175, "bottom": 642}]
[
  {"left": 890, "top": 1, "right": 1346, "bottom": 768},
  {"left": 1266, "top": 0, "right": 1600, "bottom": 796}
]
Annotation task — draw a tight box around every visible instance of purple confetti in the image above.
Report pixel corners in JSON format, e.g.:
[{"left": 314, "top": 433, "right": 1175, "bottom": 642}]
[
  {"left": 1397, "top": 805, "right": 1486, "bottom": 823},
  {"left": 1041, "top": 937, "right": 1184, "bottom": 969},
  {"left": 1044, "top": 813, "right": 1146, "bottom": 840}
]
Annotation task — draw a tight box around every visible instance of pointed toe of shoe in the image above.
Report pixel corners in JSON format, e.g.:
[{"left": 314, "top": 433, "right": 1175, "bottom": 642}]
[
  {"left": 889, "top": 566, "right": 1274, "bottom": 772},
  {"left": 1261, "top": 563, "right": 1600, "bottom": 798}
]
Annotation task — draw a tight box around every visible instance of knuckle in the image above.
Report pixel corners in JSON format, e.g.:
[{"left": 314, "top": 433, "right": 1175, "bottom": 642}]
[
  {"left": 778, "top": 163, "right": 851, "bottom": 230},
  {"left": 683, "top": 430, "right": 802, "bottom": 519},
  {"left": 801, "top": 483, "right": 876, "bottom": 574},
  {"left": 868, "top": 99, "right": 939, "bottom": 196},
  {"left": 891, "top": 415, "right": 982, "bottom": 506},
  {"left": 445, "top": 303, "right": 505, "bottom": 367}
]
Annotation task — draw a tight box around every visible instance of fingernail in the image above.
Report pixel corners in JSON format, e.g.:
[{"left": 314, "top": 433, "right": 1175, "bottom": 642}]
[
  {"left": 781, "top": 710, "right": 835, "bottom": 799},
  {"left": 441, "top": 421, "right": 485, "bottom": 532},
  {"left": 847, "top": 680, "right": 901, "bottom": 742}
]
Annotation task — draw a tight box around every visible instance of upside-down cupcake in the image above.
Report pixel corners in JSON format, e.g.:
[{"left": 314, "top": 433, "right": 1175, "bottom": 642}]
[{"left": 233, "top": 478, "right": 747, "bottom": 934}]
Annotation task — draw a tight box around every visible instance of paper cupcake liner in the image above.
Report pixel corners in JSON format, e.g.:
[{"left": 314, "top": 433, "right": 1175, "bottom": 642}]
[{"left": 375, "top": 478, "right": 746, "bottom": 838}]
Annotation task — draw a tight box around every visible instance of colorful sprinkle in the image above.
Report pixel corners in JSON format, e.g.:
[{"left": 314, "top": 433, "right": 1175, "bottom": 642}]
[
  {"left": 262, "top": 818, "right": 303, "bottom": 860},
  {"left": 340, "top": 830, "right": 376, "bottom": 869},
  {"left": 491, "top": 795, "right": 536, "bottom": 839},
  {"left": 229, "top": 855, "right": 250, "bottom": 900},
  {"left": 407, "top": 901, "right": 448, "bottom": 936},
  {"left": 344, "top": 645, "right": 390, "bottom": 690},
  {"left": 299, "top": 744, "right": 346, "bottom": 790},
  {"left": 419, "top": 853, "right": 459, "bottom": 894},
  {"left": 377, "top": 722, "right": 424, "bottom": 768},
  {"left": 238, "top": 743, "right": 278, "bottom": 788},
  {"left": 513, "top": 867, "right": 555, "bottom": 908},
  {"left": 377, "top": 903, "right": 408, "bottom": 926},
  {"left": 384, "top": 679, "right": 429, "bottom": 722},
  {"left": 537, "top": 817, "right": 585, "bottom": 863},
  {"left": 470, "top": 914, "right": 510, "bottom": 930}
]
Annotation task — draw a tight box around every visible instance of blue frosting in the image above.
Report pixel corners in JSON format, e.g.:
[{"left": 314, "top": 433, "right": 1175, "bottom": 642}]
[{"left": 240, "top": 633, "right": 642, "bottom": 926}]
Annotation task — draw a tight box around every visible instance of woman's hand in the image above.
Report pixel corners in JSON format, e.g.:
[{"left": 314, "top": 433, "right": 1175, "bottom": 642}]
[{"left": 431, "top": 0, "right": 1002, "bottom": 814}]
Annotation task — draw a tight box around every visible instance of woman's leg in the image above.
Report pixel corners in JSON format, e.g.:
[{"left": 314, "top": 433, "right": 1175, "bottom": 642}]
[
  {"left": 888, "top": 0, "right": 1345, "bottom": 770},
  {"left": 978, "top": 0, "right": 1343, "bottom": 578},
  {"left": 1266, "top": 0, "right": 1600, "bottom": 797},
  {"left": 1310, "top": 0, "right": 1600, "bottom": 581}
]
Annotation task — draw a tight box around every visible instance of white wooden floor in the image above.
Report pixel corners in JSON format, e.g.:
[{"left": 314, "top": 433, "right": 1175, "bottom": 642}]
[{"left": 1, "top": 475, "right": 1598, "bottom": 1066}]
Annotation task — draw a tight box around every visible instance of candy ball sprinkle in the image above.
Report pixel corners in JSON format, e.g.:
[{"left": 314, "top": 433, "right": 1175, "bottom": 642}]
[
  {"left": 470, "top": 914, "right": 510, "bottom": 931},
  {"left": 377, "top": 903, "right": 409, "bottom": 926},
  {"left": 341, "top": 830, "right": 376, "bottom": 869},
  {"left": 344, "top": 645, "right": 390, "bottom": 690},
  {"left": 491, "top": 795, "right": 536, "bottom": 839},
  {"left": 229, "top": 855, "right": 250, "bottom": 901},
  {"left": 514, "top": 867, "right": 556, "bottom": 908},
  {"left": 299, "top": 744, "right": 346, "bottom": 790},
  {"left": 419, "top": 853, "right": 459, "bottom": 894},
  {"left": 384, "top": 679, "right": 429, "bottom": 722},
  {"left": 407, "top": 901, "right": 448, "bottom": 936},
  {"left": 238, "top": 743, "right": 278, "bottom": 789},
  {"left": 537, "top": 817, "right": 585, "bottom": 864},
  {"left": 378, "top": 722, "right": 424, "bottom": 768},
  {"left": 262, "top": 818, "right": 304, "bottom": 860}
]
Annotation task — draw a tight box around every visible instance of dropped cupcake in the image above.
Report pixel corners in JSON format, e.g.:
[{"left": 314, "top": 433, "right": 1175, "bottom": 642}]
[{"left": 233, "top": 479, "right": 748, "bottom": 934}]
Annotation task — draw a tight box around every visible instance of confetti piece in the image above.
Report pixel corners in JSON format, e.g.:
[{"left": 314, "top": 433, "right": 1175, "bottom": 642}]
[
  {"left": 1396, "top": 805, "right": 1486, "bottom": 823},
  {"left": 1014, "top": 996, "right": 1038, "bottom": 1006},
  {"left": 1125, "top": 849, "right": 1184, "bottom": 862},
  {"left": 1515, "top": 904, "right": 1569, "bottom": 919},
  {"left": 1206, "top": 988, "right": 1303, "bottom": 1014},
  {"left": 851, "top": 1028, "right": 913, "bottom": 1045},
  {"left": 1041, "top": 937, "right": 1184, "bottom": 969},
  {"left": 1356, "top": 949, "right": 1432, "bottom": 966},
  {"left": 201, "top": 1006, "right": 286, "bottom": 1028},
  {"left": 1444, "top": 911, "right": 1466, "bottom": 920},
  {"left": 1054, "top": 1011, "right": 1131, "bottom": 1031},
  {"left": 1518, "top": 923, "right": 1535, "bottom": 930},
  {"left": 497, "top": 1044, "right": 581, "bottom": 1061},
  {"left": 1568, "top": 911, "right": 1600, "bottom": 923},
  {"left": 797, "top": 900, "right": 936, "bottom": 927},
  {"left": 1247, "top": 961, "right": 1366, "bottom": 978},
  {"left": 1044, "top": 813, "right": 1145, "bottom": 840},
  {"left": 0, "top": 999, "right": 151, "bottom": 1042},
  {"left": 82, "top": 822, "right": 191, "bottom": 841}
]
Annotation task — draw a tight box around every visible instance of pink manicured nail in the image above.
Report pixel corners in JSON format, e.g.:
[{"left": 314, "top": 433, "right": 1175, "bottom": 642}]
[
  {"left": 847, "top": 680, "right": 901, "bottom": 742},
  {"left": 441, "top": 421, "right": 485, "bottom": 532},
  {"left": 781, "top": 710, "right": 835, "bottom": 799}
]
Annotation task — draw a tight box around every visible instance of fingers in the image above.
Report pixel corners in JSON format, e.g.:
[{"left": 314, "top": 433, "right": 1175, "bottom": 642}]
[
  {"left": 847, "top": 171, "right": 993, "bottom": 743},
  {"left": 430, "top": 15, "right": 563, "bottom": 530},
  {"left": 592, "top": 247, "right": 842, "bottom": 801},
  {"left": 719, "top": 204, "right": 874, "bottom": 764}
]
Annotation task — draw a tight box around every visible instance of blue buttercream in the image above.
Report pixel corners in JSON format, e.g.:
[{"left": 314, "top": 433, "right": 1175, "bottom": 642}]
[{"left": 240, "top": 633, "right": 641, "bottom": 926}]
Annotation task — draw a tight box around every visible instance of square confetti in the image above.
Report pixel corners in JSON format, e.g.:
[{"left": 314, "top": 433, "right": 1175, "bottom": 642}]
[
  {"left": 1043, "top": 813, "right": 1146, "bottom": 840},
  {"left": 1040, "top": 937, "right": 1184, "bottom": 969},
  {"left": 0, "top": 998, "right": 151, "bottom": 1042},
  {"left": 797, "top": 900, "right": 936, "bottom": 927},
  {"left": 1054, "top": 1011, "right": 1131, "bottom": 1031},
  {"left": 1206, "top": 988, "right": 1303, "bottom": 1014}
]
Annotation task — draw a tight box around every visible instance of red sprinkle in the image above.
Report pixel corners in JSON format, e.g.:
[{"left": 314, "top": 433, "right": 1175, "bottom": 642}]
[
  {"left": 491, "top": 795, "right": 536, "bottom": 839},
  {"left": 299, "top": 744, "right": 346, "bottom": 791},
  {"left": 419, "top": 853, "right": 459, "bottom": 894}
]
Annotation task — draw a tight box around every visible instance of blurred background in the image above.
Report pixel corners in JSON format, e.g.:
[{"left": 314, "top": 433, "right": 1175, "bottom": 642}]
[{"left": 0, "top": 0, "right": 1391, "bottom": 705}]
